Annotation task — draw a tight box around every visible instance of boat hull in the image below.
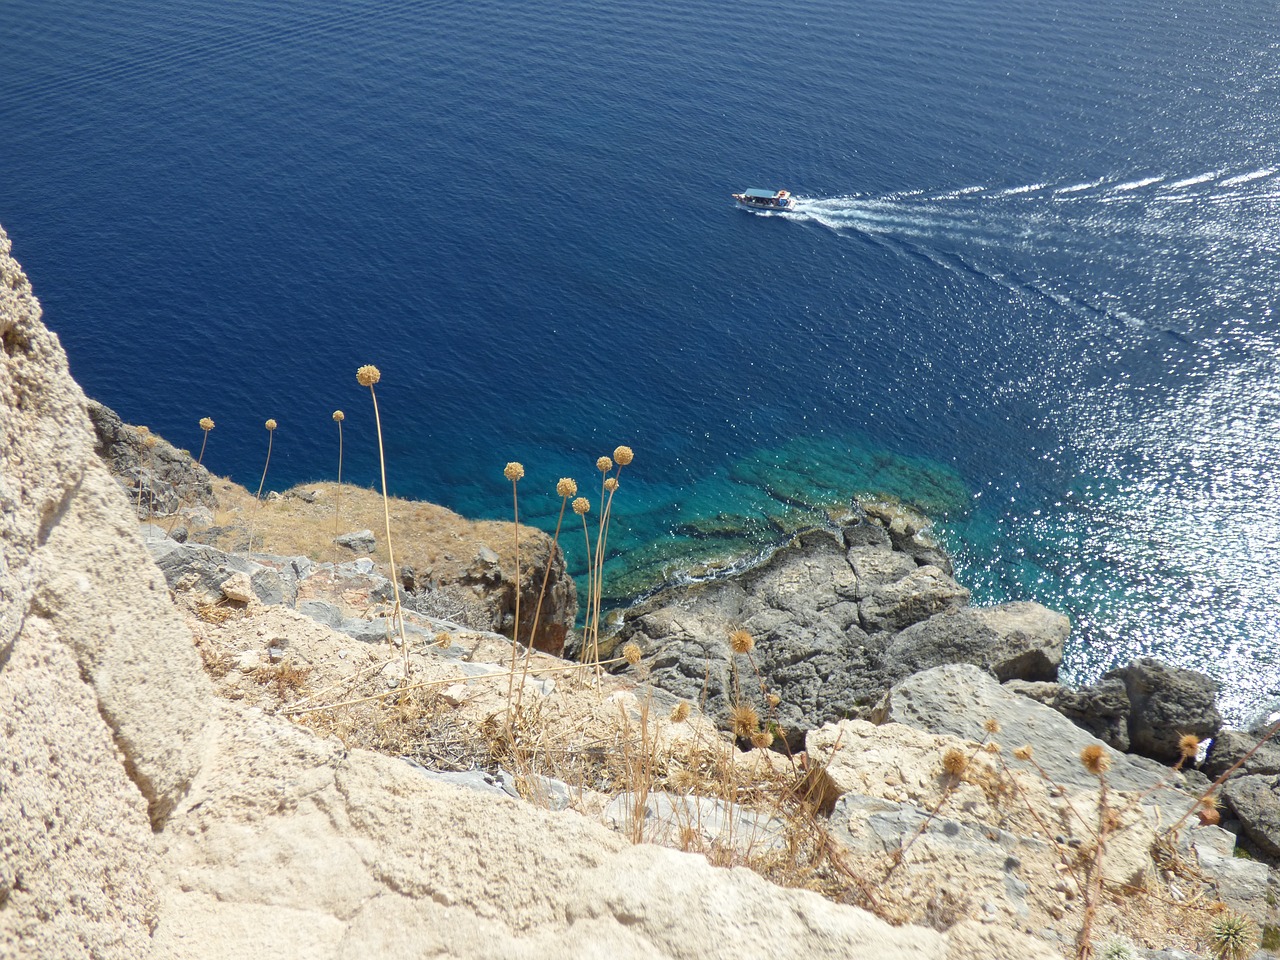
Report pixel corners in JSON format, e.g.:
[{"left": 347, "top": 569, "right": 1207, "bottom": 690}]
[{"left": 733, "top": 197, "right": 796, "bottom": 212}]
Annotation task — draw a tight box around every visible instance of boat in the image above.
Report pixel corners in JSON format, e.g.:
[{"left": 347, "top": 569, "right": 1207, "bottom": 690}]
[{"left": 732, "top": 188, "right": 795, "bottom": 212}]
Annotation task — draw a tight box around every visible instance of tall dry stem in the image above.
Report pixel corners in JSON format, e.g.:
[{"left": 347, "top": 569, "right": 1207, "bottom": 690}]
[
  {"left": 196, "top": 416, "right": 214, "bottom": 465},
  {"left": 247, "top": 418, "right": 276, "bottom": 554},
  {"left": 331, "top": 410, "right": 345, "bottom": 576},
  {"left": 502, "top": 461, "right": 525, "bottom": 728},
  {"left": 357, "top": 365, "right": 410, "bottom": 681}
]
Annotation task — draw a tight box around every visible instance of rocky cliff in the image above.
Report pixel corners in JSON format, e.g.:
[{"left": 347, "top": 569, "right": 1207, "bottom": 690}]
[{"left": 1, "top": 224, "right": 1078, "bottom": 959}]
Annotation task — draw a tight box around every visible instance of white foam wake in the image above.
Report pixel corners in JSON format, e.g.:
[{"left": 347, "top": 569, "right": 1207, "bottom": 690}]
[{"left": 1218, "top": 168, "right": 1276, "bottom": 187}]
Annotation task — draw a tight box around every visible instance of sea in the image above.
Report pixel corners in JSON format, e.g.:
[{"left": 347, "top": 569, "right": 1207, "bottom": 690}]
[{"left": 3, "top": 0, "right": 1279, "bottom": 724}]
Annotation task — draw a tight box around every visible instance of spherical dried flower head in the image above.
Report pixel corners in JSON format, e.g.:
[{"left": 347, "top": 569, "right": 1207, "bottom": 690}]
[
  {"left": 264, "top": 419, "right": 277, "bottom": 431},
  {"left": 596, "top": 456, "right": 613, "bottom": 473},
  {"left": 356, "top": 364, "right": 381, "bottom": 386},
  {"left": 983, "top": 741, "right": 1002, "bottom": 754},
  {"left": 503, "top": 461, "right": 524, "bottom": 482},
  {"left": 941, "top": 748, "right": 969, "bottom": 777},
  {"left": 621, "top": 642, "right": 642, "bottom": 665},
  {"left": 613, "top": 445, "right": 634, "bottom": 466},
  {"left": 766, "top": 692, "right": 781, "bottom": 708},
  {"left": 1013, "top": 745, "right": 1034, "bottom": 762},
  {"left": 199, "top": 417, "right": 214, "bottom": 431},
  {"left": 556, "top": 477, "right": 577, "bottom": 497},
  {"left": 731, "top": 704, "right": 760, "bottom": 738},
  {"left": 983, "top": 717, "right": 1001, "bottom": 735},
  {"left": 750, "top": 729, "right": 775, "bottom": 750},
  {"left": 434, "top": 631, "right": 451, "bottom": 648},
  {"left": 1080, "top": 744, "right": 1111, "bottom": 776},
  {"left": 572, "top": 497, "right": 590, "bottom": 515},
  {"left": 728, "top": 629, "right": 755, "bottom": 654},
  {"left": 332, "top": 410, "right": 344, "bottom": 422},
  {"left": 1178, "top": 733, "right": 1201, "bottom": 760},
  {"left": 603, "top": 477, "right": 619, "bottom": 493},
  {"left": 1197, "top": 806, "right": 1222, "bottom": 827},
  {"left": 670, "top": 702, "right": 691, "bottom": 723}
]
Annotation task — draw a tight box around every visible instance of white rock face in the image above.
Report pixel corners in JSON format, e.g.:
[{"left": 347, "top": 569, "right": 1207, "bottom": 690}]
[{"left": 1, "top": 224, "right": 1060, "bottom": 960}]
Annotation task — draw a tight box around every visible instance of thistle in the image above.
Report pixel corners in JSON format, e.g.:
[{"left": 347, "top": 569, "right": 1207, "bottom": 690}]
[
  {"left": 731, "top": 704, "right": 760, "bottom": 738},
  {"left": 196, "top": 417, "right": 214, "bottom": 466},
  {"left": 1080, "top": 744, "right": 1111, "bottom": 776},
  {"left": 670, "top": 702, "right": 691, "bottom": 723},
  {"left": 728, "top": 629, "right": 755, "bottom": 654},
  {"left": 1207, "top": 912, "right": 1258, "bottom": 960},
  {"left": 357, "top": 365, "right": 410, "bottom": 680}
]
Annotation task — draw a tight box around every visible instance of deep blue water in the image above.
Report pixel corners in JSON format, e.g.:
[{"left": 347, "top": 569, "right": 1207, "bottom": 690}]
[{"left": 4, "top": 0, "right": 1279, "bottom": 723}]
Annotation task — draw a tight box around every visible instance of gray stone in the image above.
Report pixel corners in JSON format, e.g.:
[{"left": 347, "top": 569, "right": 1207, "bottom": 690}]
[
  {"left": 1203, "top": 728, "right": 1280, "bottom": 780},
  {"left": 1222, "top": 774, "right": 1280, "bottom": 857},
  {"left": 1006, "top": 678, "right": 1132, "bottom": 751},
  {"left": 603, "top": 791, "right": 786, "bottom": 852},
  {"left": 1106, "top": 659, "right": 1222, "bottom": 765},
  {"left": 1190, "top": 826, "right": 1273, "bottom": 919},
  {"left": 145, "top": 538, "right": 299, "bottom": 608},
  {"left": 858, "top": 565, "right": 969, "bottom": 634},
  {"left": 876, "top": 664, "right": 1198, "bottom": 820},
  {"left": 335, "top": 529, "right": 376, "bottom": 553},
  {"left": 883, "top": 602, "right": 1067, "bottom": 684}
]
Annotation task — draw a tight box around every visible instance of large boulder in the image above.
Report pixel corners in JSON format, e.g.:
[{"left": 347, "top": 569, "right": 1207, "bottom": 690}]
[
  {"left": 874, "top": 664, "right": 1197, "bottom": 819},
  {"left": 1222, "top": 775, "right": 1280, "bottom": 858},
  {"left": 883, "top": 602, "right": 1068, "bottom": 683},
  {"left": 1105, "top": 659, "right": 1223, "bottom": 765},
  {"left": 1202, "top": 728, "right": 1280, "bottom": 780},
  {"left": 1004, "top": 677, "right": 1132, "bottom": 751}
]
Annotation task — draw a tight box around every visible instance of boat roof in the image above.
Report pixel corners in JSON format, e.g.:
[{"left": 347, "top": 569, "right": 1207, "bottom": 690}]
[{"left": 743, "top": 188, "right": 780, "bottom": 198}]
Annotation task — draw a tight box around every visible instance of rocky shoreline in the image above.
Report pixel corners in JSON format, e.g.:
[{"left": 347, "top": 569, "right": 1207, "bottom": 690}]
[{"left": 5, "top": 221, "right": 1279, "bottom": 959}]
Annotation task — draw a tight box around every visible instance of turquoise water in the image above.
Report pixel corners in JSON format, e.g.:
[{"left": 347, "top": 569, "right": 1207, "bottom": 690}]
[{"left": 3, "top": 0, "right": 1279, "bottom": 722}]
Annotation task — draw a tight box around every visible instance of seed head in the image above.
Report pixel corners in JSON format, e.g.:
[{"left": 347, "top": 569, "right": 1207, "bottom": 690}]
[
  {"left": 766, "top": 692, "right": 781, "bottom": 708},
  {"left": 750, "top": 729, "right": 775, "bottom": 750},
  {"left": 556, "top": 477, "right": 577, "bottom": 497},
  {"left": 613, "top": 445, "right": 634, "bottom": 466},
  {"left": 983, "top": 741, "right": 1002, "bottom": 754},
  {"left": 728, "top": 629, "right": 755, "bottom": 654},
  {"left": 1178, "top": 734, "right": 1201, "bottom": 760},
  {"left": 572, "top": 497, "right": 590, "bottom": 515},
  {"left": 199, "top": 417, "right": 215, "bottom": 431},
  {"left": 332, "top": 410, "right": 344, "bottom": 422},
  {"left": 1080, "top": 744, "right": 1111, "bottom": 776},
  {"left": 356, "top": 364, "right": 381, "bottom": 386},
  {"left": 504, "top": 461, "right": 524, "bottom": 482},
  {"left": 1207, "top": 911, "right": 1259, "bottom": 960},
  {"left": 603, "top": 477, "right": 619, "bottom": 492},
  {"left": 670, "top": 702, "right": 691, "bottom": 723},
  {"left": 434, "top": 631, "right": 451, "bottom": 648},
  {"left": 1013, "top": 745, "right": 1034, "bottom": 762},
  {"left": 265, "top": 419, "right": 277, "bottom": 431},
  {"left": 983, "top": 717, "right": 1001, "bottom": 734},
  {"left": 731, "top": 704, "right": 760, "bottom": 738},
  {"left": 621, "top": 642, "right": 642, "bottom": 665},
  {"left": 941, "top": 748, "right": 969, "bottom": 777},
  {"left": 596, "top": 456, "right": 613, "bottom": 472}
]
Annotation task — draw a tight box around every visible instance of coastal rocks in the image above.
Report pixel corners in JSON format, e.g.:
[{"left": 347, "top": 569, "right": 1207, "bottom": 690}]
[
  {"left": 1105, "top": 659, "right": 1223, "bottom": 765},
  {"left": 614, "top": 516, "right": 1056, "bottom": 744},
  {"left": 86, "top": 399, "right": 218, "bottom": 514},
  {"left": 1203, "top": 727, "right": 1280, "bottom": 780},
  {"left": 1004, "top": 678, "right": 1132, "bottom": 751},
  {"left": 883, "top": 602, "right": 1068, "bottom": 685},
  {"left": 874, "top": 664, "right": 1196, "bottom": 817},
  {"left": 1222, "top": 775, "right": 1280, "bottom": 857},
  {"left": 146, "top": 537, "right": 300, "bottom": 608},
  {"left": 334, "top": 529, "right": 376, "bottom": 553}
]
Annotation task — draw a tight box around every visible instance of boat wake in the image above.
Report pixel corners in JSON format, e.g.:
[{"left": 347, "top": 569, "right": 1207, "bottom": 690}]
[{"left": 784, "top": 165, "right": 1280, "bottom": 334}]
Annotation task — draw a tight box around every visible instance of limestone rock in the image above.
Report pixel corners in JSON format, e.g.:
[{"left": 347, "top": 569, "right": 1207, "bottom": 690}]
[
  {"left": 875, "top": 664, "right": 1196, "bottom": 819},
  {"left": 1203, "top": 727, "right": 1280, "bottom": 780},
  {"left": 1106, "top": 659, "right": 1222, "bottom": 765},
  {"left": 86, "top": 399, "right": 218, "bottom": 513},
  {"left": 858, "top": 565, "right": 970, "bottom": 634},
  {"left": 1222, "top": 774, "right": 1280, "bottom": 858},
  {"left": 219, "top": 572, "right": 256, "bottom": 604},
  {"left": 334, "top": 529, "right": 376, "bottom": 553},
  {"left": 884, "top": 602, "right": 1068, "bottom": 683},
  {"left": 1005, "top": 677, "right": 1132, "bottom": 751}
]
